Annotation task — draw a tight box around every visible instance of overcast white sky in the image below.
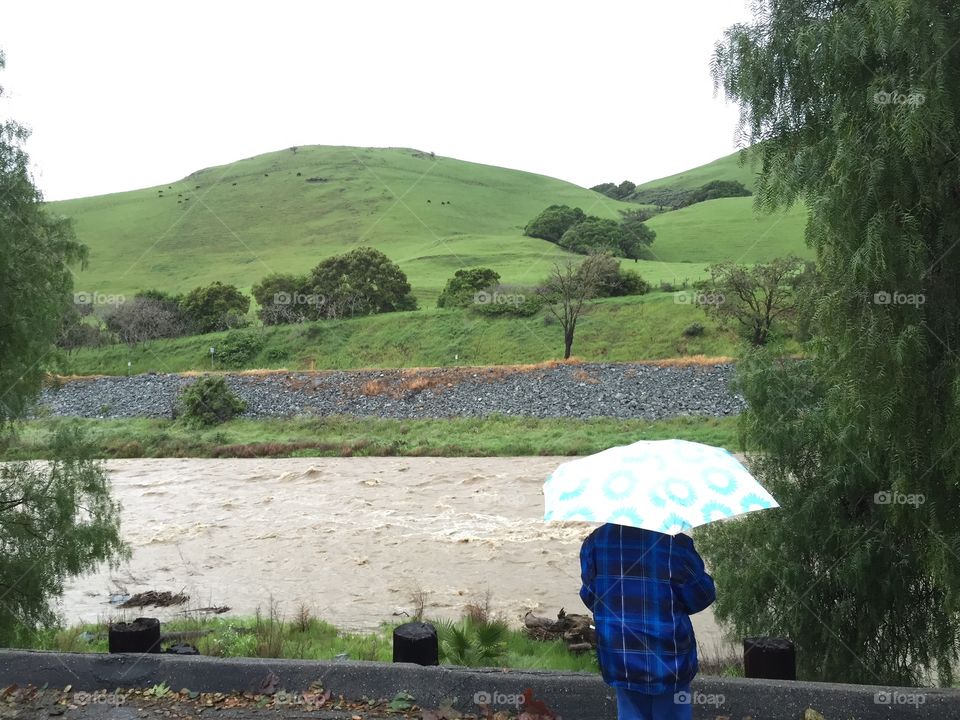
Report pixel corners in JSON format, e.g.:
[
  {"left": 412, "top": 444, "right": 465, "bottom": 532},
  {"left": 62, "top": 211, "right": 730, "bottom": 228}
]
[{"left": 2, "top": 1, "right": 751, "bottom": 201}]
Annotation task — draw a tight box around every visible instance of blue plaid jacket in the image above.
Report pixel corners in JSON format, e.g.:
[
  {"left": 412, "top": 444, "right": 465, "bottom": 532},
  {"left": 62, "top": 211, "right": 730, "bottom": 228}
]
[{"left": 579, "top": 524, "right": 716, "bottom": 694}]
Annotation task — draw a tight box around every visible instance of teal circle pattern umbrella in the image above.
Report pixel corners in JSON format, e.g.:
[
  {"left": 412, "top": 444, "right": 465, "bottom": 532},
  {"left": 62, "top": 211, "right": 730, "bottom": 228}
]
[{"left": 543, "top": 439, "right": 779, "bottom": 534}]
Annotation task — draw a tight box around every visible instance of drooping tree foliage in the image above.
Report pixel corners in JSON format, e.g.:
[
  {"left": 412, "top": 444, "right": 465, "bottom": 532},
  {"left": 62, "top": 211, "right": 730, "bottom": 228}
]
[
  {"left": 0, "top": 50, "right": 127, "bottom": 644},
  {"left": 698, "top": 0, "right": 960, "bottom": 685},
  {"left": 0, "top": 52, "right": 87, "bottom": 420}
]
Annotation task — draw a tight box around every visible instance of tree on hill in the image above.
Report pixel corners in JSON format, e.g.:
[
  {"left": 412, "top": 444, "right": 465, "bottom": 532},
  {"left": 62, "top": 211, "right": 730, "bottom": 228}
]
[
  {"left": 559, "top": 216, "right": 622, "bottom": 255},
  {"left": 698, "top": 0, "right": 960, "bottom": 685},
  {"left": 524, "top": 205, "right": 586, "bottom": 243},
  {"left": 180, "top": 281, "right": 251, "bottom": 334},
  {"left": 618, "top": 209, "right": 656, "bottom": 260},
  {"left": 307, "top": 247, "right": 416, "bottom": 318},
  {"left": 251, "top": 272, "right": 312, "bottom": 325},
  {"left": 437, "top": 267, "right": 501, "bottom": 309},
  {"left": 0, "top": 49, "right": 127, "bottom": 646},
  {"left": 590, "top": 180, "right": 636, "bottom": 200}
]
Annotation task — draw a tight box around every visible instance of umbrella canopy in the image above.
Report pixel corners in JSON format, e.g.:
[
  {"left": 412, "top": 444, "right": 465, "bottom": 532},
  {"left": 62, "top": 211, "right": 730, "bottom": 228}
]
[{"left": 543, "top": 438, "right": 778, "bottom": 534}]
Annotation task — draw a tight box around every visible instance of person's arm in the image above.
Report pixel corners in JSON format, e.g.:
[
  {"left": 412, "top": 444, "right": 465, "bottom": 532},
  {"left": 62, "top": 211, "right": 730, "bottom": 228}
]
[
  {"left": 579, "top": 531, "right": 597, "bottom": 613},
  {"left": 672, "top": 536, "right": 716, "bottom": 615}
]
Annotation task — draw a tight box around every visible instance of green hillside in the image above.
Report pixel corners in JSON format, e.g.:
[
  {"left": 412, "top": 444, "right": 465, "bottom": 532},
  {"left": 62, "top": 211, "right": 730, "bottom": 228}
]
[
  {"left": 51, "top": 146, "right": 641, "bottom": 304},
  {"left": 646, "top": 196, "right": 809, "bottom": 264},
  {"left": 50, "top": 145, "right": 808, "bottom": 306},
  {"left": 634, "top": 149, "right": 759, "bottom": 192}
]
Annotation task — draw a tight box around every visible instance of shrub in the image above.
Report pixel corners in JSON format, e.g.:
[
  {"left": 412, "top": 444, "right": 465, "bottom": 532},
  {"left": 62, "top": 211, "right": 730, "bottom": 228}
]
[
  {"left": 469, "top": 285, "right": 542, "bottom": 317},
  {"left": 682, "top": 322, "right": 705, "bottom": 337},
  {"left": 437, "top": 268, "right": 501, "bottom": 309},
  {"left": 214, "top": 330, "right": 265, "bottom": 368},
  {"left": 575, "top": 254, "right": 650, "bottom": 298},
  {"left": 177, "top": 376, "right": 246, "bottom": 426}
]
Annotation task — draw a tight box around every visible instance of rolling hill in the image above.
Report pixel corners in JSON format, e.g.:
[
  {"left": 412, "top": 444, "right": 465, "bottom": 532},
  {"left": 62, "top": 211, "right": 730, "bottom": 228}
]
[{"left": 50, "top": 145, "right": 809, "bottom": 305}]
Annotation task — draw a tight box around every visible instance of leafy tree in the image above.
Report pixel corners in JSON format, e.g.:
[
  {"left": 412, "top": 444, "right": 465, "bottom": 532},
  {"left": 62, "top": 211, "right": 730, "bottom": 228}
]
[
  {"left": 251, "top": 272, "right": 311, "bottom": 325},
  {"left": 0, "top": 49, "right": 126, "bottom": 647},
  {"left": 619, "top": 210, "right": 657, "bottom": 260},
  {"left": 590, "top": 182, "right": 618, "bottom": 198},
  {"left": 0, "top": 52, "right": 87, "bottom": 421},
  {"left": 559, "top": 216, "right": 622, "bottom": 255},
  {"left": 538, "top": 256, "right": 604, "bottom": 359},
  {"left": 0, "top": 425, "right": 128, "bottom": 645},
  {"left": 180, "top": 281, "right": 250, "bottom": 334},
  {"left": 307, "top": 247, "right": 416, "bottom": 318},
  {"left": 696, "top": 256, "right": 808, "bottom": 346},
  {"left": 523, "top": 205, "right": 586, "bottom": 243},
  {"left": 591, "top": 180, "right": 637, "bottom": 200},
  {"left": 437, "top": 268, "right": 501, "bottom": 309},
  {"left": 698, "top": 0, "right": 960, "bottom": 685}
]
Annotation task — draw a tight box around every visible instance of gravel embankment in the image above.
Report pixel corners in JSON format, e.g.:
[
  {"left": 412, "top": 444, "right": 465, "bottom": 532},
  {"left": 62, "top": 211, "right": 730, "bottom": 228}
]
[{"left": 38, "top": 363, "right": 744, "bottom": 420}]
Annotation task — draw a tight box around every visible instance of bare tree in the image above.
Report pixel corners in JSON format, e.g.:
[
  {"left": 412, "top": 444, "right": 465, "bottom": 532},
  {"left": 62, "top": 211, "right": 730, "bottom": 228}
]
[
  {"left": 539, "top": 256, "right": 604, "bottom": 359},
  {"left": 102, "top": 297, "right": 190, "bottom": 346}
]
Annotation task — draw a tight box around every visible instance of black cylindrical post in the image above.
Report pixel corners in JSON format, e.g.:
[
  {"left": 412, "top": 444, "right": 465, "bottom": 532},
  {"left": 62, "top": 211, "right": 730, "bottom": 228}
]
[
  {"left": 392, "top": 621, "right": 439, "bottom": 666},
  {"left": 109, "top": 617, "right": 161, "bottom": 654},
  {"left": 743, "top": 636, "right": 796, "bottom": 680}
]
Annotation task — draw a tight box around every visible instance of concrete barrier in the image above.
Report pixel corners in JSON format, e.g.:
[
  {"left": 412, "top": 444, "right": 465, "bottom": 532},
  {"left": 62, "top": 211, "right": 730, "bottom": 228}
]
[{"left": 1, "top": 650, "right": 957, "bottom": 719}]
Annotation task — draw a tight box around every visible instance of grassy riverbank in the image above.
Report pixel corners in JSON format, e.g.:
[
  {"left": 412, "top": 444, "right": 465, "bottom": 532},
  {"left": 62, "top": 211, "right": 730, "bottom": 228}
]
[{"left": 2, "top": 415, "right": 740, "bottom": 460}]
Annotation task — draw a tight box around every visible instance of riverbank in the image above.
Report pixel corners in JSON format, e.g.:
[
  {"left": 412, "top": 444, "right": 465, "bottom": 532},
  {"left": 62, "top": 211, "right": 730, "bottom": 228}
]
[{"left": 1, "top": 416, "right": 739, "bottom": 460}]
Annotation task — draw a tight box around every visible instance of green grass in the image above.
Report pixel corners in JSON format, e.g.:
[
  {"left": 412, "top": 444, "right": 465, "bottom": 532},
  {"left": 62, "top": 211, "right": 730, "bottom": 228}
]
[
  {"left": 30, "top": 611, "right": 600, "bottom": 673},
  {"left": 4, "top": 415, "right": 741, "bottom": 460},
  {"left": 646, "top": 196, "right": 810, "bottom": 264},
  {"left": 54, "top": 293, "right": 797, "bottom": 376}
]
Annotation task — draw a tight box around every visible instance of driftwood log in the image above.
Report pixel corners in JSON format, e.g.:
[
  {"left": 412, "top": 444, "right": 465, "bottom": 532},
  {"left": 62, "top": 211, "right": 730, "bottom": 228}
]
[{"left": 523, "top": 608, "right": 595, "bottom": 652}]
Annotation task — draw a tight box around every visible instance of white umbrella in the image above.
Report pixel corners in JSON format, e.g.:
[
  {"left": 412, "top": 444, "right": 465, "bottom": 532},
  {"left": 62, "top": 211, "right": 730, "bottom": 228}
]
[{"left": 543, "top": 438, "right": 778, "bottom": 534}]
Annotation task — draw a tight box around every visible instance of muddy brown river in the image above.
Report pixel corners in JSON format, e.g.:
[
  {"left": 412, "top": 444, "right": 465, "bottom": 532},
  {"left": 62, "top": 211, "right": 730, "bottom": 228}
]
[{"left": 60, "top": 457, "right": 728, "bottom": 650}]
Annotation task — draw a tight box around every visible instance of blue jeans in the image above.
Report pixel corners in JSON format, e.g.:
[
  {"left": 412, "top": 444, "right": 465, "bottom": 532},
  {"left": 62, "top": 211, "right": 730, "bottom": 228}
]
[{"left": 615, "top": 685, "right": 692, "bottom": 720}]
